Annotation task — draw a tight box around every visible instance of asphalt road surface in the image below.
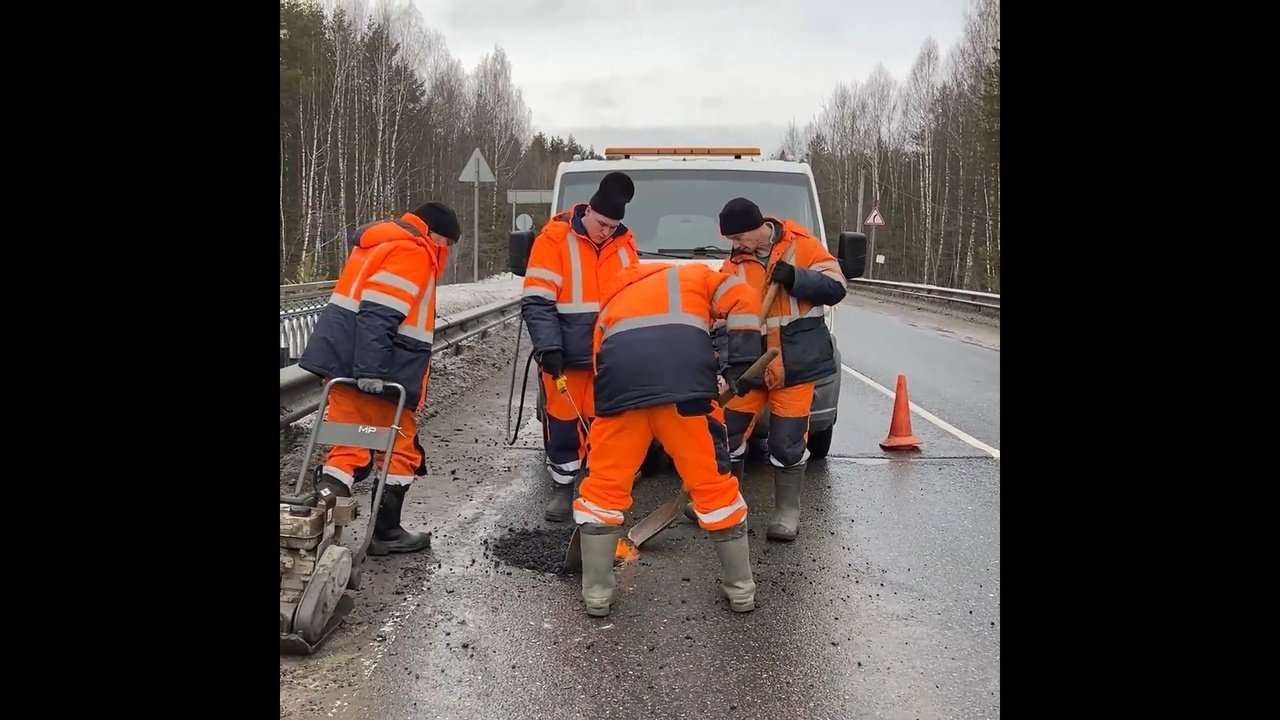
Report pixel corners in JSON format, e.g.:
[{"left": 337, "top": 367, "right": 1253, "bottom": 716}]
[{"left": 280, "top": 292, "right": 1000, "bottom": 720}]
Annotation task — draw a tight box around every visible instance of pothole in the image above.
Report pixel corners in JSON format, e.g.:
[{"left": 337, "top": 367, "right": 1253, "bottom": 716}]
[{"left": 484, "top": 525, "right": 578, "bottom": 575}]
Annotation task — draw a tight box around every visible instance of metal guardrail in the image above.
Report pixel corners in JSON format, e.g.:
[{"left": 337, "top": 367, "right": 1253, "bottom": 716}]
[
  {"left": 848, "top": 278, "right": 1000, "bottom": 311},
  {"left": 279, "top": 297, "right": 522, "bottom": 428},
  {"left": 280, "top": 280, "right": 337, "bottom": 297},
  {"left": 281, "top": 296, "right": 333, "bottom": 359}
]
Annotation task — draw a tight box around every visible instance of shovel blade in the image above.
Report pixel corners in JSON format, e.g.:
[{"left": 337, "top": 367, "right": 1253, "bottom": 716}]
[
  {"left": 562, "top": 525, "right": 582, "bottom": 573},
  {"left": 627, "top": 492, "right": 689, "bottom": 548}
]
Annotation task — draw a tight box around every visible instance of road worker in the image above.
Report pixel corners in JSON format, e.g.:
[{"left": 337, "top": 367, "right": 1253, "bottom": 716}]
[
  {"left": 715, "top": 197, "right": 848, "bottom": 542},
  {"left": 573, "top": 261, "right": 764, "bottom": 617},
  {"left": 521, "top": 172, "right": 639, "bottom": 522},
  {"left": 298, "top": 201, "right": 462, "bottom": 555}
]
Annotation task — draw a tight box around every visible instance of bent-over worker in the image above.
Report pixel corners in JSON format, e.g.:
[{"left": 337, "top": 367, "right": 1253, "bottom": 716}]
[{"left": 572, "top": 261, "right": 763, "bottom": 617}]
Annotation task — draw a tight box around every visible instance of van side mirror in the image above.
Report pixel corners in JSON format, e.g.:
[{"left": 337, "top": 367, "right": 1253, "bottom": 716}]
[
  {"left": 509, "top": 230, "right": 535, "bottom": 277},
  {"left": 837, "top": 231, "right": 867, "bottom": 279}
]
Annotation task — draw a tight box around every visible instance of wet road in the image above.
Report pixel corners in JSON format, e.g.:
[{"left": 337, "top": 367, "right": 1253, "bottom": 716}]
[
  {"left": 831, "top": 291, "right": 1000, "bottom": 456},
  {"left": 280, "top": 297, "right": 1000, "bottom": 720}
]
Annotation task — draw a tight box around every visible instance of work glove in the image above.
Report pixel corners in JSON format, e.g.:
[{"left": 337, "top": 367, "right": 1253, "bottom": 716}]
[
  {"left": 770, "top": 260, "right": 796, "bottom": 290},
  {"left": 722, "top": 362, "right": 760, "bottom": 396},
  {"left": 356, "top": 377, "right": 385, "bottom": 394},
  {"left": 539, "top": 350, "right": 564, "bottom": 377}
]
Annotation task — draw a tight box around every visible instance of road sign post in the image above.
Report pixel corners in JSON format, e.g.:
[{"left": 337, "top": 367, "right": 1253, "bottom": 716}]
[
  {"left": 864, "top": 204, "right": 886, "bottom": 279},
  {"left": 458, "top": 147, "right": 496, "bottom": 282}
]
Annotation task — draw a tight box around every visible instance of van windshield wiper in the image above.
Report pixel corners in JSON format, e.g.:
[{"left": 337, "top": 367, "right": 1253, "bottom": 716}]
[
  {"left": 655, "top": 245, "right": 732, "bottom": 257},
  {"left": 637, "top": 250, "right": 701, "bottom": 259}
]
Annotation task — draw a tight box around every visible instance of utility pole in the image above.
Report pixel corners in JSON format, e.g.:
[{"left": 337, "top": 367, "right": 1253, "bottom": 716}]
[{"left": 857, "top": 165, "right": 865, "bottom": 235}]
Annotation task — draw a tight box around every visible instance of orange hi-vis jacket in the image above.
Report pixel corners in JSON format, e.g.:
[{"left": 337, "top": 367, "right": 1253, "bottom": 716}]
[
  {"left": 591, "top": 262, "right": 763, "bottom": 416},
  {"left": 299, "top": 213, "right": 446, "bottom": 413},
  {"left": 720, "top": 218, "right": 847, "bottom": 389},
  {"left": 521, "top": 203, "right": 639, "bottom": 370}
]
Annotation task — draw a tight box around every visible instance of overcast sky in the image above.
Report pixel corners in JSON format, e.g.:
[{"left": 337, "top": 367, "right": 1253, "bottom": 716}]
[{"left": 410, "top": 0, "right": 970, "bottom": 153}]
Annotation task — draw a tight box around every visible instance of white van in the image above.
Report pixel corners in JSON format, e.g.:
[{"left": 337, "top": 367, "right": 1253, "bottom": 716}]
[{"left": 509, "top": 147, "right": 866, "bottom": 467}]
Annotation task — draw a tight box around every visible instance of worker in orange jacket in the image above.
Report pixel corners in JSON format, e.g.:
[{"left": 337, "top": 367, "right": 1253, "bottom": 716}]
[
  {"left": 521, "top": 172, "right": 639, "bottom": 522},
  {"left": 298, "top": 202, "right": 461, "bottom": 555},
  {"left": 572, "top": 261, "right": 764, "bottom": 617},
  {"left": 715, "top": 197, "right": 848, "bottom": 542}
]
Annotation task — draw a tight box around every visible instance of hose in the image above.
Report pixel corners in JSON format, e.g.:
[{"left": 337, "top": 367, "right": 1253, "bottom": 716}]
[{"left": 505, "top": 314, "right": 538, "bottom": 446}]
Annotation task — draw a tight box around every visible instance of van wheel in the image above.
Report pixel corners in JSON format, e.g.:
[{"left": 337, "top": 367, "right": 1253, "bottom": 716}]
[{"left": 807, "top": 427, "right": 833, "bottom": 461}]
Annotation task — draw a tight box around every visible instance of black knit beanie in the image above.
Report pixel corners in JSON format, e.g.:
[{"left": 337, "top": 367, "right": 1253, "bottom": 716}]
[
  {"left": 589, "top": 172, "right": 636, "bottom": 221},
  {"left": 718, "top": 197, "right": 765, "bottom": 236},
  {"left": 412, "top": 201, "right": 462, "bottom": 242}
]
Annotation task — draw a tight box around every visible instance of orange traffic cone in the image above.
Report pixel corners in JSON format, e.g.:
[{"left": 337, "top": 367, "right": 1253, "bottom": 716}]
[{"left": 879, "top": 374, "right": 922, "bottom": 451}]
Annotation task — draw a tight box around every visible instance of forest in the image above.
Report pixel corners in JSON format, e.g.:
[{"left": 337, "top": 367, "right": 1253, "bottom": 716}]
[{"left": 280, "top": 0, "right": 999, "bottom": 291}]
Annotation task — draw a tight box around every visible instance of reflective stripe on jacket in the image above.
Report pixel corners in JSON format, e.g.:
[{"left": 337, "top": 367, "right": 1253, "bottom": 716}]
[
  {"left": 721, "top": 218, "right": 847, "bottom": 388},
  {"left": 592, "top": 262, "right": 763, "bottom": 416},
  {"left": 520, "top": 203, "right": 638, "bottom": 369},
  {"left": 298, "top": 213, "right": 444, "bottom": 411}
]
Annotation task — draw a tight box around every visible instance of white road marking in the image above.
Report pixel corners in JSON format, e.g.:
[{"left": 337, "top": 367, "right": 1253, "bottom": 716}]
[
  {"left": 362, "top": 594, "right": 421, "bottom": 679},
  {"left": 840, "top": 364, "right": 1000, "bottom": 459}
]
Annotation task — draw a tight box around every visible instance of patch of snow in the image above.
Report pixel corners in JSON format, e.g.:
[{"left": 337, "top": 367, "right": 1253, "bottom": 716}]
[{"left": 435, "top": 272, "right": 523, "bottom": 317}]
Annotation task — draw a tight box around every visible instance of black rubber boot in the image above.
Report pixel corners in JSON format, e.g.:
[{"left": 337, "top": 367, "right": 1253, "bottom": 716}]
[
  {"left": 685, "top": 459, "right": 744, "bottom": 521},
  {"left": 368, "top": 484, "right": 431, "bottom": 555},
  {"left": 544, "top": 479, "right": 576, "bottom": 522}
]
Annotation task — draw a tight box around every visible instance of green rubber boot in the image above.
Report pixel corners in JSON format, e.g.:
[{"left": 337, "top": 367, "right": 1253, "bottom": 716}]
[
  {"left": 710, "top": 521, "right": 756, "bottom": 612},
  {"left": 766, "top": 463, "right": 804, "bottom": 542},
  {"left": 580, "top": 523, "right": 620, "bottom": 617}
]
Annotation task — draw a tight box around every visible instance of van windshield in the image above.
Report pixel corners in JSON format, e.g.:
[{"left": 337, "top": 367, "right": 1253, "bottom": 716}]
[{"left": 556, "top": 169, "right": 820, "bottom": 257}]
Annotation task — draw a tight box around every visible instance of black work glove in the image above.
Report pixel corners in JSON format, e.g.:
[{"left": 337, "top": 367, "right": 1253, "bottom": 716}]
[
  {"left": 356, "top": 377, "right": 385, "bottom": 394},
  {"left": 770, "top": 260, "right": 796, "bottom": 290},
  {"left": 738, "top": 374, "right": 766, "bottom": 393},
  {"left": 722, "top": 362, "right": 759, "bottom": 396},
  {"left": 539, "top": 350, "right": 564, "bottom": 377}
]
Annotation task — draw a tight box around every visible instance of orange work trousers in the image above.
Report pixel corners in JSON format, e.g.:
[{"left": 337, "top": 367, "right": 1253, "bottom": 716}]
[
  {"left": 320, "top": 383, "right": 426, "bottom": 488},
  {"left": 723, "top": 382, "right": 815, "bottom": 468},
  {"left": 541, "top": 368, "right": 594, "bottom": 484},
  {"left": 573, "top": 400, "right": 747, "bottom": 532}
]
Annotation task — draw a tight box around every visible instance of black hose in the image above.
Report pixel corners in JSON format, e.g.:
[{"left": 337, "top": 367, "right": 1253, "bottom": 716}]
[
  {"left": 505, "top": 313, "right": 539, "bottom": 446},
  {"left": 505, "top": 349, "right": 537, "bottom": 446}
]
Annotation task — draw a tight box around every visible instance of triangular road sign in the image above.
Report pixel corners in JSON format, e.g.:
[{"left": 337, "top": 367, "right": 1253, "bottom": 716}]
[
  {"left": 864, "top": 206, "right": 885, "bottom": 226},
  {"left": 458, "top": 147, "right": 495, "bottom": 183}
]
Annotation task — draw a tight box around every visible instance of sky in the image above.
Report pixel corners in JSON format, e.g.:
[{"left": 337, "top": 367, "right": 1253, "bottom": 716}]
[{"left": 407, "top": 0, "right": 971, "bottom": 154}]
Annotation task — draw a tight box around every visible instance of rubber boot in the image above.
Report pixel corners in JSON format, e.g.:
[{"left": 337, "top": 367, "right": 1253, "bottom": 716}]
[
  {"left": 710, "top": 521, "right": 756, "bottom": 612},
  {"left": 686, "top": 458, "right": 744, "bottom": 521},
  {"left": 766, "top": 463, "right": 804, "bottom": 542},
  {"left": 544, "top": 475, "right": 576, "bottom": 522},
  {"left": 368, "top": 484, "right": 432, "bottom": 555},
  {"left": 579, "top": 523, "right": 620, "bottom": 617}
]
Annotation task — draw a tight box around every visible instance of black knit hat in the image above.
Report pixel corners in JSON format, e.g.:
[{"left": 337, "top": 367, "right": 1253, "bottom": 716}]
[
  {"left": 411, "top": 201, "right": 461, "bottom": 242},
  {"left": 719, "top": 197, "right": 765, "bottom": 236},
  {"left": 589, "top": 172, "right": 636, "bottom": 221}
]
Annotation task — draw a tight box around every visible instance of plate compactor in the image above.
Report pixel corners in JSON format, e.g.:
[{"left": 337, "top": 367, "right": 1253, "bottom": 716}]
[{"left": 280, "top": 377, "right": 407, "bottom": 656}]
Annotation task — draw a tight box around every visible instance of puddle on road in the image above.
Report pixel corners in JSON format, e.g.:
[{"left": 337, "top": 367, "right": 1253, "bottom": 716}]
[
  {"left": 828, "top": 456, "right": 892, "bottom": 466},
  {"left": 484, "top": 525, "right": 577, "bottom": 575}
]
